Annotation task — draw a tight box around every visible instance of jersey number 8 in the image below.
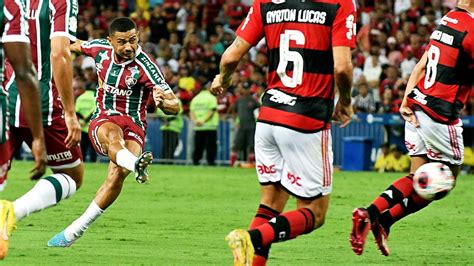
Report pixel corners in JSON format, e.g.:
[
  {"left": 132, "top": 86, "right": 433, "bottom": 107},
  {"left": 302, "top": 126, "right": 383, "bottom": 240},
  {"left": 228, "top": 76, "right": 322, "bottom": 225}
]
[
  {"left": 277, "top": 30, "right": 305, "bottom": 88},
  {"left": 424, "top": 45, "right": 440, "bottom": 89}
]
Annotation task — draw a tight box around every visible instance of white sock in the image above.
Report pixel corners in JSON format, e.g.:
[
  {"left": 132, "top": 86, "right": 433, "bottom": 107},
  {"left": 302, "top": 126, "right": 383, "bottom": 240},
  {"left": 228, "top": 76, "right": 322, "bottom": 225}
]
[
  {"left": 64, "top": 201, "right": 104, "bottom": 241},
  {"left": 116, "top": 149, "right": 138, "bottom": 172},
  {"left": 14, "top": 173, "right": 77, "bottom": 221}
]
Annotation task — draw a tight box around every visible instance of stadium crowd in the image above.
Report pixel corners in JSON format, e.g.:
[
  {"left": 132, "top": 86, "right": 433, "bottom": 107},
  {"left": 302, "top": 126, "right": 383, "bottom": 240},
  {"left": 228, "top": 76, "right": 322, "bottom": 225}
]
[{"left": 70, "top": 0, "right": 474, "bottom": 168}]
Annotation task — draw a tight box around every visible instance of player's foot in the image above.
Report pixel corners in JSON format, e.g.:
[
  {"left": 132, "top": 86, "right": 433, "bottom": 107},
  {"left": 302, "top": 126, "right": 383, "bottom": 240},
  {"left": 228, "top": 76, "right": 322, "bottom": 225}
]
[
  {"left": 371, "top": 218, "right": 390, "bottom": 256},
  {"left": 0, "top": 200, "right": 16, "bottom": 260},
  {"left": 47, "top": 230, "right": 76, "bottom": 247},
  {"left": 225, "top": 229, "right": 254, "bottom": 266},
  {"left": 134, "top": 151, "right": 153, "bottom": 183},
  {"left": 349, "top": 208, "right": 370, "bottom": 255}
]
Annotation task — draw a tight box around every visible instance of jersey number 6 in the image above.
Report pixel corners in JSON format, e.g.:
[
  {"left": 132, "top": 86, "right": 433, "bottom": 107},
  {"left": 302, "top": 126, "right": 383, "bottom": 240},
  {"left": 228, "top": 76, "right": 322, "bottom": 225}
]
[{"left": 277, "top": 30, "right": 305, "bottom": 88}]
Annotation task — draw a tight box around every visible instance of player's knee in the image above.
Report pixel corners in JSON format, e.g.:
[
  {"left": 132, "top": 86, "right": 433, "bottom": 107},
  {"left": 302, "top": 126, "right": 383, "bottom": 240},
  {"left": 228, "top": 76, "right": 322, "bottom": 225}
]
[{"left": 56, "top": 164, "right": 84, "bottom": 189}]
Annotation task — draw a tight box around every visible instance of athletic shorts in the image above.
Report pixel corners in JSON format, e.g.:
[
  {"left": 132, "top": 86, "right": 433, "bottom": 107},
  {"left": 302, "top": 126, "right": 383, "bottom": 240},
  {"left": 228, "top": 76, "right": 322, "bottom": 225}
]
[
  {"left": 255, "top": 122, "right": 333, "bottom": 199},
  {"left": 405, "top": 110, "right": 463, "bottom": 165},
  {"left": 8, "top": 120, "right": 83, "bottom": 170},
  {"left": 89, "top": 115, "right": 145, "bottom": 156}
]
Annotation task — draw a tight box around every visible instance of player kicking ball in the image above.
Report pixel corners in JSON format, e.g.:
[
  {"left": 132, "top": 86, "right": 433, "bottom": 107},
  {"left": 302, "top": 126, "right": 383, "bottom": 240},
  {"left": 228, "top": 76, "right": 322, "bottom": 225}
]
[{"left": 47, "top": 17, "right": 179, "bottom": 247}]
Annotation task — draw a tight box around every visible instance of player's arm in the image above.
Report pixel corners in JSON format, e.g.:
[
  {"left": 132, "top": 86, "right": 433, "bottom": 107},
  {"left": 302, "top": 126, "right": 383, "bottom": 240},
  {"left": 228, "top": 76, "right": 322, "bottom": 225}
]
[
  {"left": 4, "top": 42, "right": 47, "bottom": 180},
  {"left": 51, "top": 36, "right": 81, "bottom": 148},
  {"left": 211, "top": 37, "right": 253, "bottom": 95},
  {"left": 70, "top": 39, "right": 84, "bottom": 54},
  {"left": 332, "top": 46, "right": 354, "bottom": 128},
  {"left": 400, "top": 52, "right": 428, "bottom": 127},
  {"left": 153, "top": 87, "right": 180, "bottom": 115}
]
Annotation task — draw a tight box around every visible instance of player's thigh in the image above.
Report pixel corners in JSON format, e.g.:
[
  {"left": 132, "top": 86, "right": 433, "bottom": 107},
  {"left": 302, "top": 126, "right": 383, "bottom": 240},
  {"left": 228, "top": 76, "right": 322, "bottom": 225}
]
[
  {"left": 259, "top": 183, "right": 290, "bottom": 213},
  {"left": 410, "top": 156, "right": 429, "bottom": 173},
  {"left": 125, "top": 139, "right": 142, "bottom": 157},
  {"left": 415, "top": 111, "right": 464, "bottom": 165},
  {"left": 255, "top": 123, "right": 283, "bottom": 184},
  {"left": 274, "top": 127, "right": 333, "bottom": 199}
]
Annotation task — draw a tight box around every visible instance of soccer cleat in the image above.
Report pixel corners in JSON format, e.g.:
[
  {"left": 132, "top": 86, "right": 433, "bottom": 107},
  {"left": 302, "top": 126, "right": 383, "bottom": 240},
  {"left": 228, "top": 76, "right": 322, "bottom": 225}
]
[
  {"left": 349, "top": 208, "right": 370, "bottom": 255},
  {"left": 0, "top": 200, "right": 16, "bottom": 260},
  {"left": 371, "top": 219, "right": 390, "bottom": 256},
  {"left": 134, "top": 151, "right": 153, "bottom": 183},
  {"left": 225, "top": 229, "right": 254, "bottom": 266},
  {"left": 47, "top": 230, "right": 75, "bottom": 247}
]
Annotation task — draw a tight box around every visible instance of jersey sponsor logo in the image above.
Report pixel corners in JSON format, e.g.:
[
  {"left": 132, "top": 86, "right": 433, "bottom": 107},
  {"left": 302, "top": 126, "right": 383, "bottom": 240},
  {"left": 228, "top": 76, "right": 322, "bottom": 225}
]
[
  {"left": 287, "top": 172, "right": 301, "bottom": 186},
  {"left": 69, "top": 17, "right": 77, "bottom": 32},
  {"left": 405, "top": 141, "right": 416, "bottom": 151},
  {"left": 412, "top": 88, "right": 427, "bottom": 105},
  {"left": 440, "top": 16, "right": 458, "bottom": 25},
  {"left": 257, "top": 164, "right": 276, "bottom": 174},
  {"left": 430, "top": 30, "right": 454, "bottom": 46},
  {"left": 103, "top": 83, "right": 133, "bottom": 96},
  {"left": 345, "top": 14, "right": 356, "bottom": 40},
  {"left": 427, "top": 148, "right": 442, "bottom": 159},
  {"left": 140, "top": 56, "right": 164, "bottom": 82},
  {"left": 127, "top": 131, "right": 144, "bottom": 144},
  {"left": 47, "top": 151, "right": 73, "bottom": 162},
  {"left": 265, "top": 9, "right": 326, "bottom": 25},
  {"left": 267, "top": 89, "right": 296, "bottom": 106}
]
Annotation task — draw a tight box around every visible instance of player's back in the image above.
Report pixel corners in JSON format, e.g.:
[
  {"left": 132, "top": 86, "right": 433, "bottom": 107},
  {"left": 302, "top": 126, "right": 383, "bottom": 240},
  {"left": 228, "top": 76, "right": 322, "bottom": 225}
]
[
  {"left": 408, "top": 8, "right": 474, "bottom": 124},
  {"left": 237, "top": 0, "right": 356, "bottom": 132}
]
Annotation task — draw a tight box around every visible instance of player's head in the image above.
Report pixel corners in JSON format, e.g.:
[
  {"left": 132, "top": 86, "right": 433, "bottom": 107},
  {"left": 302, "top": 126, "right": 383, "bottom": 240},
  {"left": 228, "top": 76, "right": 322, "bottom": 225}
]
[
  {"left": 107, "top": 17, "right": 139, "bottom": 61},
  {"left": 457, "top": 0, "right": 474, "bottom": 9}
]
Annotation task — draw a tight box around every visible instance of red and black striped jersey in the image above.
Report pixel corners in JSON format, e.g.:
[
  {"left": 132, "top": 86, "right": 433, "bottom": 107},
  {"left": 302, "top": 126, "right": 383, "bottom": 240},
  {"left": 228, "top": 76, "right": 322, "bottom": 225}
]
[
  {"left": 237, "top": 0, "right": 356, "bottom": 132},
  {"left": 407, "top": 8, "right": 474, "bottom": 124}
]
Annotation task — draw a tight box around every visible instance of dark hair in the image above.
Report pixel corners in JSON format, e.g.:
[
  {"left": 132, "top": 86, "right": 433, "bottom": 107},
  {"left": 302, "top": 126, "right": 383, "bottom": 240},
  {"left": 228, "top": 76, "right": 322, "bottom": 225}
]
[{"left": 109, "top": 17, "right": 137, "bottom": 36}]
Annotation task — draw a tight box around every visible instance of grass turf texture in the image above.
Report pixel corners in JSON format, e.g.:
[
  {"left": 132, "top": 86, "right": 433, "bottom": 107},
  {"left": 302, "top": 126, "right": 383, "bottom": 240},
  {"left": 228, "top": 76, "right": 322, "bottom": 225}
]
[{"left": 1, "top": 161, "right": 473, "bottom": 264}]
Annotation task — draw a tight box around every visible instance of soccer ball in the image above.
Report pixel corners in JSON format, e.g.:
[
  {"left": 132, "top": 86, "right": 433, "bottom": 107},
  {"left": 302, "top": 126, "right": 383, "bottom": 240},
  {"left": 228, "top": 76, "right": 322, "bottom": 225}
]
[{"left": 413, "top": 162, "right": 455, "bottom": 201}]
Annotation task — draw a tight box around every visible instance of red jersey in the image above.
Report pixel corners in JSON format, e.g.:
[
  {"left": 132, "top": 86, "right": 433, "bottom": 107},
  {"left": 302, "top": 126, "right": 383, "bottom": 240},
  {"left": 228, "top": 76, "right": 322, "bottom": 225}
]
[
  {"left": 81, "top": 39, "right": 172, "bottom": 130},
  {"left": 407, "top": 8, "right": 474, "bottom": 124},
  {"left": 237, "top": 0, "right": 356, "bottom": 133}
]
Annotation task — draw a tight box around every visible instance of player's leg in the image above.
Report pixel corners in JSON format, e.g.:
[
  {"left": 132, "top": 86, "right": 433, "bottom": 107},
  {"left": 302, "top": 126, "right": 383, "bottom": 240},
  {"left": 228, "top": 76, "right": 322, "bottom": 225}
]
[
  {"left": 48, "top": 139, "right": 141, "bottom": 247},
  {"left": 91, "top": 120, "right": 152, "bottom": 182},
  {"left": 193, "top": 131, "right": 205, "bottom": 165}
]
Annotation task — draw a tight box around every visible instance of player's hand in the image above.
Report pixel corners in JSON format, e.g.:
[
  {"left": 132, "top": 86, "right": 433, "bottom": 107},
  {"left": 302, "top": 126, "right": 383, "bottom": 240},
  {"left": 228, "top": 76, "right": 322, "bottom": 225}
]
[
  {"left": 400, "top": 106, "right": 419, "bottom": 127},
  {"left": 210, "top": 74, "right": 230, "bottom": 96},
  {"left": 64, "top": 113, "right": 81, "bottom": 148},
  {"left": 153, "top": 86, "right": 165, "bottom": 108},
  {"left": 30, "top": 138, "right": 47, "bottom": 180},
  {"left": 332, "top": 99, "right": 353, "bottom": 128}
]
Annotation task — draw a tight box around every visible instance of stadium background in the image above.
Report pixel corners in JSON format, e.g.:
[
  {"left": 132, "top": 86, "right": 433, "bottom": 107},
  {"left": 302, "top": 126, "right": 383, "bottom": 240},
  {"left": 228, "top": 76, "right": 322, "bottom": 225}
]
[{"left": 2, "top": 1, "right": 473, "bottom": 264}]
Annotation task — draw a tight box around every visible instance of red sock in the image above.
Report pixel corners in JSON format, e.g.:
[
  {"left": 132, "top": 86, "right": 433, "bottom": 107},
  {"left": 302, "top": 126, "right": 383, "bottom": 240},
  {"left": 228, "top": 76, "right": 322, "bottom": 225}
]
[
  {"left": 367, "top": 174, "right": 414, "bottom": 219},
  {"left": 249, "top": 205, "right": 280, "bottom": 266},
  {"left": 249, "top": 208, "right": 315, "bottom": 248},
  {"left": 230, "top": 152, "right": 238, "bottom": 167}
]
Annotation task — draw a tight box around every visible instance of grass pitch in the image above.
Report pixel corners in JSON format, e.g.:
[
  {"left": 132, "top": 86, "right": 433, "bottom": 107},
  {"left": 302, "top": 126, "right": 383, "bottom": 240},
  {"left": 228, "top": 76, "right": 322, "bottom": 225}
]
[{"left": 1, "top": 161, "right": 473, "bottom": 265}]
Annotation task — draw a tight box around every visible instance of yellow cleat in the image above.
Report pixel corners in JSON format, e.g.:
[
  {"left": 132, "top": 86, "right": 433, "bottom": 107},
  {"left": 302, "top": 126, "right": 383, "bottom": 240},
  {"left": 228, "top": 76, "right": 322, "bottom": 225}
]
[
  {"left": 0, "top": 200, "right": 16, "bottom": 260},
  {"left": 225, "top": 229, "right": 254, "bottom": 266}
]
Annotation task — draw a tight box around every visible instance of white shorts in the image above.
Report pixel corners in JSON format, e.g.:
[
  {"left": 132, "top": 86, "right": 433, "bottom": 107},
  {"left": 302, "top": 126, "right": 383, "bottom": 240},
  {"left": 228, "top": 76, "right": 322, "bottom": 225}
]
[
  {"left": 404, "top": 110, "right": 464, "bottom": 165},
  {"left": 255, "top": 122, "right": 333, "bottom": 199}
]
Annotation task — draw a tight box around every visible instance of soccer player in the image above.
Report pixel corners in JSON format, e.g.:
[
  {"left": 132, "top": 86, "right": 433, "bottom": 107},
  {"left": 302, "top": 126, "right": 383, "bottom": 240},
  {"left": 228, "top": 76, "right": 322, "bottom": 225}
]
[
  {"left": 350, "top": 1, "right": 474, "bottom": 256},
  {"left": 210, "top": 1, "right": 356, "bottom": 265},
  {"left": 0, "top": 0, "right": 85, "bottom": 255},
  {"left": 0, "top": 0, "right": 48, "bottom": 259},
  {"left": 47, "top": 17, "right": 180, "bottom": 247}
]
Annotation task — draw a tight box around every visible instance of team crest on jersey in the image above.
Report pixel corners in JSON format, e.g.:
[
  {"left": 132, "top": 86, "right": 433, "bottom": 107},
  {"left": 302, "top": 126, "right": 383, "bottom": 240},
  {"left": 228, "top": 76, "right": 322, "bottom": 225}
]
[{"left": 125, "top": 66, "right": 140, "bottom": 88}]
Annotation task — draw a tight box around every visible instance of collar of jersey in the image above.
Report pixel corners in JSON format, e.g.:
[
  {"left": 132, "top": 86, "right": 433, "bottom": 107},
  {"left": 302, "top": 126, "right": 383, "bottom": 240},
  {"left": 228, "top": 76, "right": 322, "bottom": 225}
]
[{"left": 111, "top": 46, "right": 142, "bottom": 66}]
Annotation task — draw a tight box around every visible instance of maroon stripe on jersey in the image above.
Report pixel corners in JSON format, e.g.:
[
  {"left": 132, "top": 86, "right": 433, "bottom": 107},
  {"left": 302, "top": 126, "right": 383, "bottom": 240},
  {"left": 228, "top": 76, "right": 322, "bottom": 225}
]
[
  {"left": 258, "top": 106, "right": 328, "bottom": 132},
  {"left": 264, "top": 22, "right": 331, "bottom": 50},
  {"left": 260, "top": 0, "right": 338, "bottom": 27},
  {"left": 267, "top": 71, "right": 334, "bottom": 98},
  {"left": 267, "top": 48, "right": 333, "bottom": 74}
]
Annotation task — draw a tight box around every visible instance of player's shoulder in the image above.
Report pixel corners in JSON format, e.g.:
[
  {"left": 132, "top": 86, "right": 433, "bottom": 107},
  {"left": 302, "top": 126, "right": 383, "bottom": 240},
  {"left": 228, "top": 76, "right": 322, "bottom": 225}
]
[
  {"left": 135, "top": 48, "right": 159, "bottom": 69},
  {"left": 83, "top": 39, "right": 111, "bottom": 48},
  {"left": 317, "top": 0, "right": 356, "bottom": 10},
  {"left": 440, "top": 9, "right": 474, "bottom": 31}
]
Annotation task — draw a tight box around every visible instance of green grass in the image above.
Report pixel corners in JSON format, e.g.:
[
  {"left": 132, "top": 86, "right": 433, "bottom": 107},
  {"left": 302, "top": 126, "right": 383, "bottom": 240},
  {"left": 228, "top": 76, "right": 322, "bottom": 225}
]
[{"left": 1, "top": 161, "right": 473, "bottom": 265}]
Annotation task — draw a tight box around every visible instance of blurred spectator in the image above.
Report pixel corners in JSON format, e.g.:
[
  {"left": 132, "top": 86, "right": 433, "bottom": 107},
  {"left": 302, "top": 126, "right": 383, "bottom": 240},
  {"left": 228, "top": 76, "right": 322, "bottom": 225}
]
[
  {"left": 379, "top": 65, "right": 399, "bottom": 96},
  {"left": 378, "top": 89, "right": 398, "bottom": 114},
  {"left": 75, "top": 77, "right": 97, "bottom": 162},
  {"left": 190, "top": 85, "right": 218, "bottom": 166},
  {"left": 385, "top": 145, "right": 411, "bottom": 172},
  {"left": 149, "top": 5, "right": 169, "bottom": 43},
  {"left": 353, "top": 77, "right": 376, "bottom": 114},
  {"left": 225, "top": 0, "right": 248, "bottom": 31},
  {"left": 157, "top": 100, "right": 184, "bottom": 164},
  {"left": 400, "top": 46, "right": 417, "bottom": 79},
  {"left": 374, "top": 143, "right": 391, "bottom": 172},
  {"left": 229, "top": 82, "right": 260, "bottom": 167}
]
